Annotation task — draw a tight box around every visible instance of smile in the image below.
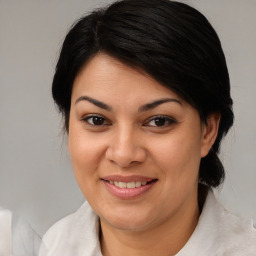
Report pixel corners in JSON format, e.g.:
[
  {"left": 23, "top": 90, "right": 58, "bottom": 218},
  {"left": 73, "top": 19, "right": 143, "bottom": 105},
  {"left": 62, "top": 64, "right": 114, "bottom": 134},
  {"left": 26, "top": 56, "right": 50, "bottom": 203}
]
[
  {"left": 101, "top": 176, "right": 158, "bottom": 199},
  {"left": 109, "top": 180, "right": 148, "bottom": 188}
]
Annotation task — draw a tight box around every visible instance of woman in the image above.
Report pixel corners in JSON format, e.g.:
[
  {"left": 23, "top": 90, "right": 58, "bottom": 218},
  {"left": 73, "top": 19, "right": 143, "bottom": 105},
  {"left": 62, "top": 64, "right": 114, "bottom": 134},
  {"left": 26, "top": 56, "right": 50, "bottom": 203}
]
[{"left": 39, "top": 0, "right": 256, "bottom": 255}]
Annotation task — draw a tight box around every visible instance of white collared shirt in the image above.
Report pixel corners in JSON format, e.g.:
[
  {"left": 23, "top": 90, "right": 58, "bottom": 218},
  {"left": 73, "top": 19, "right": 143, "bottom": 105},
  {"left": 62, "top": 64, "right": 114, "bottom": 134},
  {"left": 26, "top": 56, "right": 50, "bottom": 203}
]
[{"left": 40, "top": 191, "right": 256, "bottom": 256}]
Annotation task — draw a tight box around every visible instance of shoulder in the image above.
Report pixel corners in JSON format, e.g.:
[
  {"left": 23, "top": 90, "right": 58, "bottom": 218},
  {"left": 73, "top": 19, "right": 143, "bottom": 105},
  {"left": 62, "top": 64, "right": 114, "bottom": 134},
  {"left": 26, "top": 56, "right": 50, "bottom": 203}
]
[
  {"left": 177, "top": 191, "right": 256, "bottom": 256},
  {"left": 213, "top": 196, "right": 256, "bottom": 255},
  {"left": 39, "top": 201, "right": 102, "bottom": 256}
]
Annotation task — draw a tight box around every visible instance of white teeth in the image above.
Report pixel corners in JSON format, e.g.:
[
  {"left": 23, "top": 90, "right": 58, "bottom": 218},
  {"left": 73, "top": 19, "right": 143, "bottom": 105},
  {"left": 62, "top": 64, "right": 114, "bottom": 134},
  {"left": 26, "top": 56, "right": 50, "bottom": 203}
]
[
  {"left": 135, "top": 181, "right": 142, "bottom": 187},
  {"left": 127, "top": 182, "right": 135, "bottom": 188},
  {"left": 110, "top": 181, "right": 149, "bottom": 188},
  {"left": 119, "top": 182, "right": 126, "bottom": 188}
]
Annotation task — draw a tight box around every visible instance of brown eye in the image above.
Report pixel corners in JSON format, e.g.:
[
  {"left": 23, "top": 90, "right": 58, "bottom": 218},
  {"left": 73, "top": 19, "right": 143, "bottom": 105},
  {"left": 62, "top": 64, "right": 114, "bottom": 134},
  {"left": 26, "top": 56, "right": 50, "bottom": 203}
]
[
  {"left": 83, "top": 115, "right": 107, "bottom": 126},
  {"left": 153, "top": 117, "right": 167, "bottom": 126},
  {"left": 146, "top": 116, "right": 177, "bottom": 127}
]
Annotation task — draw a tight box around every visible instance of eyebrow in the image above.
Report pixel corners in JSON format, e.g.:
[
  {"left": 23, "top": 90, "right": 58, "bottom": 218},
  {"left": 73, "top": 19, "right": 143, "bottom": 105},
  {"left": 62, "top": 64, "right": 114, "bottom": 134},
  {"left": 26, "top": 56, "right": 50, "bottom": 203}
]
[
  {"left": 138, "top": 98, "right": 182, "bottom": 112},
  {"left": 75, "top": 96, "right": 112, "bottom": 111},
  {"left": 75, "top": 95, "right": 181, "bottom": 112}
]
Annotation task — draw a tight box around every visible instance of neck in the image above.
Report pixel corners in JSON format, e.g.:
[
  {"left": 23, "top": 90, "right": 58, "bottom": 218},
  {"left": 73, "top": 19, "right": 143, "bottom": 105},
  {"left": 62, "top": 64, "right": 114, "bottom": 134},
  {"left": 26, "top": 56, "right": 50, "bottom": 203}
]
[{"left": 100, "top": 190, "right": 199, "bottom": 256}]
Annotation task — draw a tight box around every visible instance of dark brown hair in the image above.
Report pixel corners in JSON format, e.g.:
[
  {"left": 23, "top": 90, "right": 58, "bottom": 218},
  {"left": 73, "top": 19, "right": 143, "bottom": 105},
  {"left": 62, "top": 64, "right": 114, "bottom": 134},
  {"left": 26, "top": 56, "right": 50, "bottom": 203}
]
[{"left": 52, "top": 0, "right": 234, "bottom": 188}]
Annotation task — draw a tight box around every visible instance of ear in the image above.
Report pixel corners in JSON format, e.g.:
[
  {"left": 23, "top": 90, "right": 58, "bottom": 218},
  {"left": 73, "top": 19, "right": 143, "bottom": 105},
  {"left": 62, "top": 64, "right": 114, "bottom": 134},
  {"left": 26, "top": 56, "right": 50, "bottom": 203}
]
[{"left": 200, "top": 113, "right": 221, "bottom": 157}]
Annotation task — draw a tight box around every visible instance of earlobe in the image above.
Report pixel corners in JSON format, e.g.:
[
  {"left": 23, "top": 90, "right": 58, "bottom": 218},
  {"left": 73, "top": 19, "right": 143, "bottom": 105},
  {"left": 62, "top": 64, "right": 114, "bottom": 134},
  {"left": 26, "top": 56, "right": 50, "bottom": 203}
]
[{"left": 201, "top": 113, "right": 221, "bottom": 157}]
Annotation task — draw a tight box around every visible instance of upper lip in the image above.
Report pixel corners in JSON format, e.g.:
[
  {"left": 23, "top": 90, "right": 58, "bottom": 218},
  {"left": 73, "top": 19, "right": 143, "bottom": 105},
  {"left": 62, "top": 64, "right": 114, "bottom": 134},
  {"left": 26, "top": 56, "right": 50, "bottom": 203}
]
[{"left": 101, "top": 175, "right": 157, "bottom": 182}]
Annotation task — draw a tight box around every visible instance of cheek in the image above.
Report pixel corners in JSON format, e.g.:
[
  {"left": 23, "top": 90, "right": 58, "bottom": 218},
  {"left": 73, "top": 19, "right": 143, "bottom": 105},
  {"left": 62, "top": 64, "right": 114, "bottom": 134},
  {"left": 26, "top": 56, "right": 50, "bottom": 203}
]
[
  {"left": 156, "top": 135, "right": 201, "bottom": 165},
  {"left": 151, "top": 130, "right": 202, "bottom": 181},
  {"left": 69, "top": 121, "right": 104, "bottom": 165},
  {"left": 68, "top": 125, "right": 106, "bottom": 192}
]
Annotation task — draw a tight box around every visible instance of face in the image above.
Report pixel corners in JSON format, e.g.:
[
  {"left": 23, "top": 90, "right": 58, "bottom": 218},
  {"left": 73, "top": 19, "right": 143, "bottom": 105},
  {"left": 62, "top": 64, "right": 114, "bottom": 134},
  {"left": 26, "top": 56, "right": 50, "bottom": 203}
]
[{"left": 68, "top": 54, "right": 216, "bottom": 232}]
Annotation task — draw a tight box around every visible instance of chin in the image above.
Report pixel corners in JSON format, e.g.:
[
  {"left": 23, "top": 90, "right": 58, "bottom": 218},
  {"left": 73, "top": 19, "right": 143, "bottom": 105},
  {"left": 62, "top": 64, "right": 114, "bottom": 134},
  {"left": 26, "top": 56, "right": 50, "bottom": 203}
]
[{"left": 98, "top": 205, "right": 158, "bottom": 231}]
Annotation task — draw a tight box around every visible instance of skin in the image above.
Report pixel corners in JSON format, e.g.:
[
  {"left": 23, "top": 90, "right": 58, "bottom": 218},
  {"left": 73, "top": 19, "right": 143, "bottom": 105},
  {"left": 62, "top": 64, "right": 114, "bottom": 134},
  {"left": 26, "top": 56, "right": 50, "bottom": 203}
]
[{"left": 68, "top": 53, "right": 220, "bottom": 256}]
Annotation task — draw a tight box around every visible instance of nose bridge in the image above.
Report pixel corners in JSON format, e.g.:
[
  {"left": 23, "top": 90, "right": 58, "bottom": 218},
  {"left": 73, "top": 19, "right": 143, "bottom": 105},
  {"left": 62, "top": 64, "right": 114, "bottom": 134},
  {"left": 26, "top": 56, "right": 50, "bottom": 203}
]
[
  {"left": 117, "top": 124, "right": 135, "bottom": 152},
  {"left": 106, "top": 122, "right": 146, "bottom": 167}
]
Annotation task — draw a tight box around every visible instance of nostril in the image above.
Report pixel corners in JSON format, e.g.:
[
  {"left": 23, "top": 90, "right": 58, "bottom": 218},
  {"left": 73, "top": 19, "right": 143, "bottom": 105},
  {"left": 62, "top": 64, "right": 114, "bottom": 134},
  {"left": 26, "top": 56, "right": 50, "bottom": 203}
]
[{"left": 105, "top": 136, "right": 147, "bottom": 167}]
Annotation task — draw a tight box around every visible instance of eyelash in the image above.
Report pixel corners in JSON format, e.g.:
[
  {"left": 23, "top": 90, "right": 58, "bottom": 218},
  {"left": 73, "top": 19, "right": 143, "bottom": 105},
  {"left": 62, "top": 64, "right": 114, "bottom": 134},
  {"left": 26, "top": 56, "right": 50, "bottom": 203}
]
[
  {"left": 144, "top": 115, "right": 177, "bottom": 127},
  {"left": 82, "top": 115, "right": 110, "bottom": 126},
  {"left": 81, "top": 114, "right": 177, "bottom": 128}
]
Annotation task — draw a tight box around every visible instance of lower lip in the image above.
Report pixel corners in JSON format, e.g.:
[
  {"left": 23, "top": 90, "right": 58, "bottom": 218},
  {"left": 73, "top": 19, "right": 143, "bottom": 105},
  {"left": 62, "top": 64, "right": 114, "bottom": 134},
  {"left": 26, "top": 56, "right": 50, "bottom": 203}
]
[{"left": 103, "top": 180, "right": 156, "bottom": 200}]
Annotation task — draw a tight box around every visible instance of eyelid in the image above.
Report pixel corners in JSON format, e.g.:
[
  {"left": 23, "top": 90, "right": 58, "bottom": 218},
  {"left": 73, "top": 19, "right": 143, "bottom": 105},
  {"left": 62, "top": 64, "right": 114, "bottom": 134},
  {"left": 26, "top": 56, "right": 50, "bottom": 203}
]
[
  {"left": 144, "top": 115, "right": 178, "bottom": 127},
  {"left": 80, "top": 114, "right": 177, "bottom": 128},
  {"left": 81, "top": 114, "right": 111, "bottom": 126}
]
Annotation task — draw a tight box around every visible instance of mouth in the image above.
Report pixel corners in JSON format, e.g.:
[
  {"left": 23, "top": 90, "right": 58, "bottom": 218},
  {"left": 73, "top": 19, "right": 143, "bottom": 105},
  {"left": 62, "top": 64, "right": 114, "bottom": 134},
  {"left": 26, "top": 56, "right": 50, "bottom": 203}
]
[
  {"left": 102, "top": 179, "right": 157, "bottom": 189},
  {"left": 101, "top": 176, "right": 158, "bottom": 199}
]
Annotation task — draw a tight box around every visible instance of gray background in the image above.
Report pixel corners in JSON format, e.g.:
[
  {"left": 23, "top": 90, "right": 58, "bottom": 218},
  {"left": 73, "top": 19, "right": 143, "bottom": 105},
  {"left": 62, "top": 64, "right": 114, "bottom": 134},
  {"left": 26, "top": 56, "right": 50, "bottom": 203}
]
[{"left": 0, "top": 0, "right": 255, "bottom": 237}]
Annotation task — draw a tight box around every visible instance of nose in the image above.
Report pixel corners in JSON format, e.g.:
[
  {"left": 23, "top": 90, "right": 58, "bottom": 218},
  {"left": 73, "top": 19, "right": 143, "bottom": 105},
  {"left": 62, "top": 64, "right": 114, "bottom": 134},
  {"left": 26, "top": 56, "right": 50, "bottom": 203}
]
[{"left": 105, "top": 126, "right": 147, "bottom": 168}]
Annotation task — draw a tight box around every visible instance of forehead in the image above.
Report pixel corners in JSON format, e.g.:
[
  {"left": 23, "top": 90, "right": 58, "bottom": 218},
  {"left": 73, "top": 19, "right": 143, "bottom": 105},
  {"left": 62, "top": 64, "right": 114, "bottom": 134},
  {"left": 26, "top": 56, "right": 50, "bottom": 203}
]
[{"left": 72, "top": 53, "right": 183, "bottom": 105}]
